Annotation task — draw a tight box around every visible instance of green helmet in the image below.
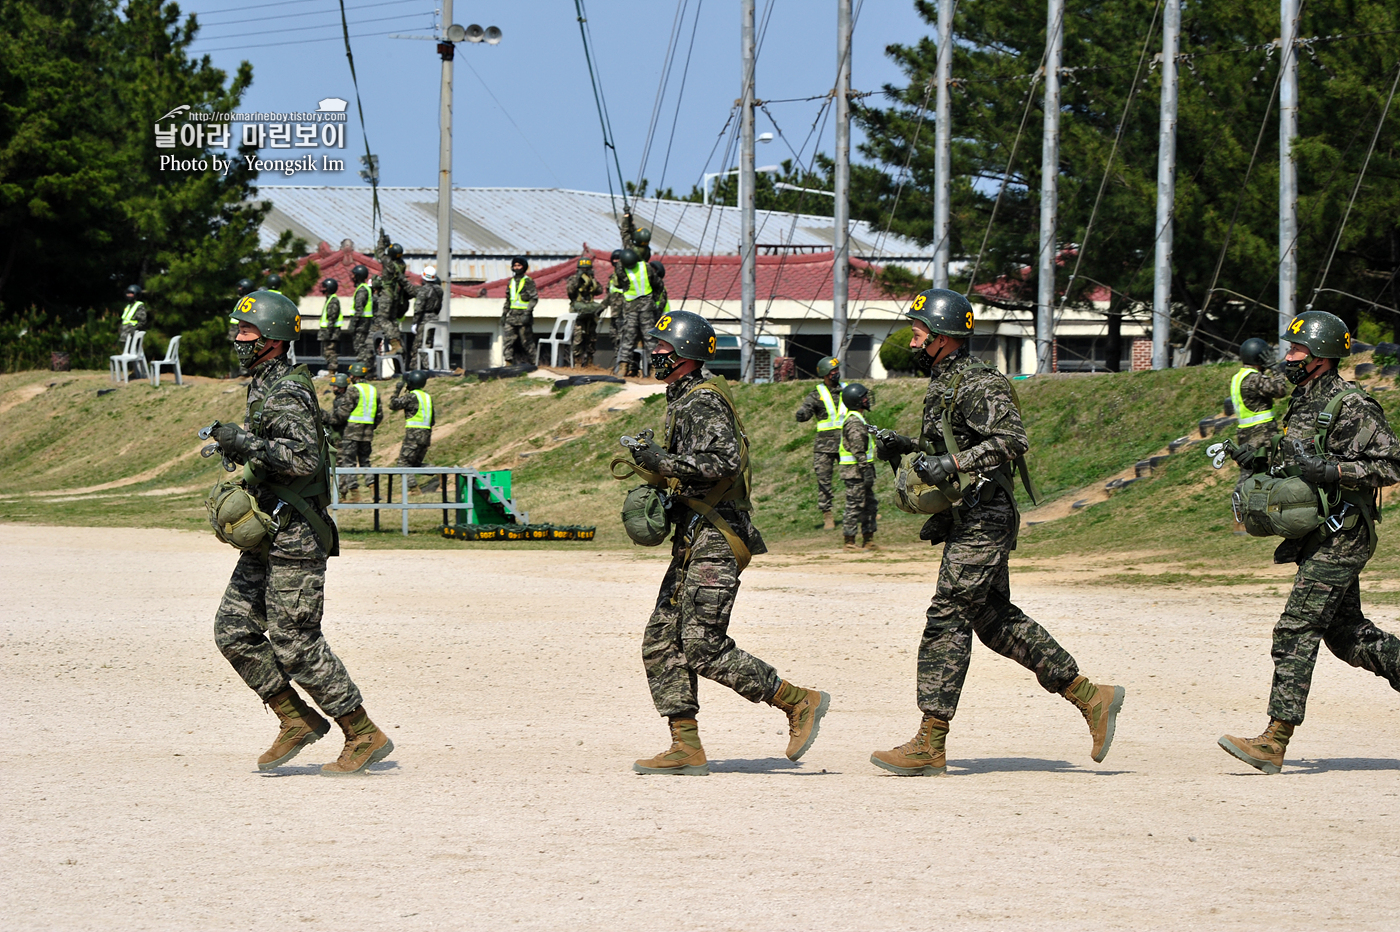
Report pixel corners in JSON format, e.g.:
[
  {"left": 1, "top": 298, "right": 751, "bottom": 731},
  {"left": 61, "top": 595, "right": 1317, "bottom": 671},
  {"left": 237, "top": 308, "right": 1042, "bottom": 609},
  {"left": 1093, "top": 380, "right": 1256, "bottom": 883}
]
[
  {"left": 265, "top": 273, "right": 282, "bottom": 290},
  {"left": 1284, "top": 310, "right": 1351, "bottom": 359},
  {"left": 1239, "top": 337, "right": 1274, "bottom": 368},
  {"left": 907, "top": 288, "right": 975, "bottom": 338},
  {"left": 816, "top": 356, "right": 840, "bottom": 378},
  {"left": 331, "top": 373, "right": 349, "bottom": 389},
  {"left": 229, "top": 290, "right": 302, "bottom": 340},
  {"left": 840, "top": 382, "right": 871, "bottom": 410},
  {"left": 634, "top": 228, "right": 652, "bottom": 245},
  {"left": 348, "top": 363, "right": 371, "bottom": 380},
  {"left": 647, "top": 309, "right": 715, "bottom": 361},
  {"left": 387, "top": 243, "right": 403, "bottom": 260},
  {"left": 619, "top": 247, "right": 639, "bottom": 268},
  {"left": 404, "top": 369, "right": 428, "bottom": 390}
]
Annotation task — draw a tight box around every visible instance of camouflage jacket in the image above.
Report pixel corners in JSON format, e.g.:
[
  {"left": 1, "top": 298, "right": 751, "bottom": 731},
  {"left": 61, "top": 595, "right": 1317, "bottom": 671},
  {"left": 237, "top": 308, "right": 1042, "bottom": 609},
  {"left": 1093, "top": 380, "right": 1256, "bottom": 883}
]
[
  {"left": 318, "top": 296, "right": 341, "bottom": 336},
  {"left": 353, "top": 283, "right": 371, "bottom": 318},
  {"left": 1265, "top": 368, "right": 1400, "bottom": 572},
  {"left": 502, "top": 275, "right": 538, "bottom": 324},
  {"left": 244, "top": 355, "right": 327, "bottom": 559},
  {"left": 656, "top": 367, "right": 766, "bottom": 555},
  {"left": 1240, "top": 368, "right": 1290, "bottom": 415},
  {"left": 795, "top": 383, "right": 845, "bottom": 453},
  {"left": 328, "top": 383, "right": 381, "bottom": 442},
  {"left": 388, "top": 390, "right": 432, "bottom": 439},
  {"left": 412, "top": 281, "right": 443, "bottom": 320},
  {"left": 839, "top": 409, "right": 874, "bottom": 479},
  {"left": 566, "top": 271, "right": 603, "bottom": 305},
  {"left": 381, "top": 259, "right": 410, "bottom": 315},
  {"left": 921, "top": 350, "right": 1029, "bottom": 474}
]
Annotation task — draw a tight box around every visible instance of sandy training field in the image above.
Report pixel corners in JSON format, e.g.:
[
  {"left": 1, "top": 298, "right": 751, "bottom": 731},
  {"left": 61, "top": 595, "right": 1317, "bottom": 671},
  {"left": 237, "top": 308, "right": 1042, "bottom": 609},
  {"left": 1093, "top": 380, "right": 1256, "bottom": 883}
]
[{"left": 3, "top": 525, "right": 1399, "bottom": 930}]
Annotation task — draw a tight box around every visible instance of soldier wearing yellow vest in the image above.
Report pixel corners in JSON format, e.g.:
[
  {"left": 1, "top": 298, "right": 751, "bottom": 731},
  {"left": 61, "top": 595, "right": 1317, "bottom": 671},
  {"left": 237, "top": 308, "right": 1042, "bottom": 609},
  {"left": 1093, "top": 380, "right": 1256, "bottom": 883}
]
[
  {"left": 389, "top": 370, "right": 434, "bottom": 491},
  {"left": 1231, "top": 337, "right": 1290, "bottom": 451},
  {"left": 327, "top": 363, "right": 382, "bottom": 500},
  {"left": 793, "top": 356, "right": 846, "bottom": 529},
  {"left": 838, "top": 382, "right": 879, "bottom": 550},
  {"left": 316, "top": 278, "right": 342, "bottom": 377},
  {"left": 613, "top": 248, "right": 656, "bottom": 377},
  {"left": 349, "top": 265, "right": 374, "bottom": 368},
  {"left": 119, "top": 284, "right": 151, "bottom": 342},
  {"left": 501, "top": 256, "right": 537, "bottom": 366}
]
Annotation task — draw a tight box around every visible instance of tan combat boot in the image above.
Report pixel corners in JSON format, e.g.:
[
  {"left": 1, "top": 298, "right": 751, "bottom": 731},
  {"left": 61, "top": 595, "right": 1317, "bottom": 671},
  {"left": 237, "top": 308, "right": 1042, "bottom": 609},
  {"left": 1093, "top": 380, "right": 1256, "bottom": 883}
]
[
  {"left": 871, "top": 715, "right": 949, "bottom": 776},
  {"left": 843, "top": 535, "right": 860, "bottom": 551},
  {"left": 321, "top": 705, "right": 394, "bottom": 776},
  {"left": 633, "top": 718, "right": 709, "bottom": 775},
  {"left": 822, "top": 511, "right": 835, "bottom": 531},
  {"left": 862, "top": 533, "right": 879, "bottom": 550},
  {"left": 768, "top": 680, "right": 831, "bottom": 761},
  {"left": 258, "top": 687, "right": 330, "bottom": 771},
  {"left": 1062, "top": 675, "right": 1126, "bottom": 763},
  {"left": 1218, "top": 720, "right": 1293, "bottom": 774}
]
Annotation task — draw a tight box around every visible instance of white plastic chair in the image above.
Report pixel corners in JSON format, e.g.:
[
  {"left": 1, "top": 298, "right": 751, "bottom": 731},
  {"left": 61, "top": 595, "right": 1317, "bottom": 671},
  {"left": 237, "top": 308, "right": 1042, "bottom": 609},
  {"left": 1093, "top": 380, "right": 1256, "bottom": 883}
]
[
  {"left": 537, "top": 313, "right": 577, "bottom": 367},
  {"left": 419, "top": 322, "right": 449, "bottom": 370},
  {"left": 109, "top": 331, "right": 147, "bottom": 383},
  {"left": 148, "top": 334, "right": 182, "bottom": 386}
]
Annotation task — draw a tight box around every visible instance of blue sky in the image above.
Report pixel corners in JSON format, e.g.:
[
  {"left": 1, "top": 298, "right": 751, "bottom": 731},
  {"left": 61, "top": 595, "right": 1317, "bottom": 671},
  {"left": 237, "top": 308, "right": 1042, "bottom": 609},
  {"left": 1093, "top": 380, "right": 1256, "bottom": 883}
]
[{"left": 177, "top": 0, "right": 932, "bottom": 193}]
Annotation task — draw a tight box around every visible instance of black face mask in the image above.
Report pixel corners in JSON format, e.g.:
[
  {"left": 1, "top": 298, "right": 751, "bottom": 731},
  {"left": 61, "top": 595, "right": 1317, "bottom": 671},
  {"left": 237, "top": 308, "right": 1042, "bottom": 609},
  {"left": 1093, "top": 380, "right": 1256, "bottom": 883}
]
[
  {"left": 651, "top": 351, "right": 682, "bottom": 380},
  {"left": 913, "top": 340, "right": 936, "bottom": 376},
  {"left": 1284, "top": 356, "right": 1317, "bottom": 385},
  {"left": 235, "top": 337, "right": 268, "bottom": 368}
]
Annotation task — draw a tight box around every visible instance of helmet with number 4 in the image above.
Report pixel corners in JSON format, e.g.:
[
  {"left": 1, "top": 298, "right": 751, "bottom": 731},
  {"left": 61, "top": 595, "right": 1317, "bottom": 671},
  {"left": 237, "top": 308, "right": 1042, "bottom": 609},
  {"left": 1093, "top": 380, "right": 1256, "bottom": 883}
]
[
  {"left": 907, "top": 288, "right": 975, "bottom": 338},
  {"left": 647, "top": 309, "right": 716, "bottom": 361}
]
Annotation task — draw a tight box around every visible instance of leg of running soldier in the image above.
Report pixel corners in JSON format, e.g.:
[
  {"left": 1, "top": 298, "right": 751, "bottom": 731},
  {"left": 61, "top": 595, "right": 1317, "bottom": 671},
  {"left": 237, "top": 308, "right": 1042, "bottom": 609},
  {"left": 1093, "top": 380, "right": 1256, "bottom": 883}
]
[
  {"left": 1267, "top": 561, "right": 1354, "bottom": 725},
  {"left": 1321, "top": 577, "right": 1400, "bottom": 695},
  {"left": 971, "top": 561, "right": 1081, "bottom": 695},
  {"left": 678, "top": 527, "right": 782, "bottom": 704},
  {"left": 643, "top": 555, "right": 700, "bottom": 717},
  {"left": 916, "top": 553, "right": 981, "bottom": 721},
  {"left": 214, "top": 550, "right": 290, "bottom": 702},
  {"left": 813, "top": 448, "right": 835, "bottom": 514},
  {"left": 265, "top": 554, "right": 362, "bottom": 717}
]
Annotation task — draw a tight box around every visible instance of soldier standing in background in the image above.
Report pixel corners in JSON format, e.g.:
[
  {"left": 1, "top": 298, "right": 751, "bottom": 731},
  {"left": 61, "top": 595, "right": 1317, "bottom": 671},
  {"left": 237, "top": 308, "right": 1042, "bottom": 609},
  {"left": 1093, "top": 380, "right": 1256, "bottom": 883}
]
[
  {"left": 264, "top": 273, "right": 283, "bottom": 294},
  {"left": 626, "top": 309, "right": 830, "bottom": 775},
  {"left": 316, "top": 278, "right": 342, "bottom": 377},
  {"left": 501, "top": 256, "right": 537, "bottom": 366},
  {"left": 607, "top": 249, "right": 627, "bottom": 373},
  {"left": 613, "top": 248, "right": 655, "bottom": 378},
  {"left": 838, "top": 382, "right": 878, "bottom": 551},
  {"left": 349, "top": 265, "right": 374, "bottom": 368},
  {"left": 869, "top": 289, "right": 1124, "bottom": 777},
  {"left": 793, "top": 357, "right": 846, "bottom": 530},
  {"left": 1231, "top": 337, "right": 1291, "bottom": 452},
  {"left": 119, "top": 284, "right": 150, "bottom": 343},
  {"left": 389, "top": 370, "right": 435, "bottom": 492},
  {"left": 326, "top": 363, "right": 382, "bottom": 501},
  {"left": 1219, "top": 311, "right": 1400, "bottom": 774},
  {"left": 407, "top": 265, "right": 444, "bottom": 370},
  {"left": 565, "top": 256, "right": 605, "bottom": 368},
  {"left": 210, "top": 290, "right": 393, "bottom": 776}
]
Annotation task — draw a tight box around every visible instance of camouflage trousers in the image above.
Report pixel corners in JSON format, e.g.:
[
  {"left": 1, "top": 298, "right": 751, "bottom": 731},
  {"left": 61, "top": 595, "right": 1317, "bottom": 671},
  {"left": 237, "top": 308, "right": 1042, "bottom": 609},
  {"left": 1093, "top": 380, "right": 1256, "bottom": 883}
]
[
  {"left": 502, "top": 321, "right": 535, "bottom": 366},
  {"left": 613, "top": 297, "right": 655, "bottom": 374},
  {"left": 1237, "top": 422, "right": 1277, "bottom": 453},
  {"left": 813, "top": 446, "right": 839, "bottom": 514},
  {"left": 214, "top": 551, "right": 362, "bottom": 718},
  {"left": 352, "top": 318, "right": 374, "bottom": 366},
  {"left": 318, "top": 329, "right": 339, "bottom": 376},
  {"left": 395, "top": 429, "right": 432, "bottom": 489},
  {"left": 842, "top": 466, "right": 877, "bottom": 537},
  {"left": 570, "top": 306, "right": 601, "bottom": 367},
  {"left": 338, "top": 438, "right": 373, "bottom": 494},
  {"left": 642, "top": 524, "right": 782, "bottom": 718},
  {"left": 1267, "top": 561, "right": 1400, "bottom": 725}
]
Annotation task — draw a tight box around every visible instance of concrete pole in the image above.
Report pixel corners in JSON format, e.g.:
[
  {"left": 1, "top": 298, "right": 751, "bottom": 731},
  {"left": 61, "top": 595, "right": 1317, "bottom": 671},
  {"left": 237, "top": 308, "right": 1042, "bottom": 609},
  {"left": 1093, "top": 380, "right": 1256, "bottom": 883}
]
[
  {"left": 932, "top": 0, "right": 953, "bottom": 290},
  {"left": 1152, "top": 0, "right": 1179, "bottom": 370},
  {"left": 1036, "top": 0, "right": 1063, "bottom": 374},
  {"left": 1279, "top": 0, "right": 1299, "bottom": 342},
  {"left": 740, "top": 0, "right": 756, "bottom": 383},
  {"left": 435, "top": 0, "right": 454, "bottom": 317},
  {"left": 833, "top": 0, "right": 852, "bottom": 363}
]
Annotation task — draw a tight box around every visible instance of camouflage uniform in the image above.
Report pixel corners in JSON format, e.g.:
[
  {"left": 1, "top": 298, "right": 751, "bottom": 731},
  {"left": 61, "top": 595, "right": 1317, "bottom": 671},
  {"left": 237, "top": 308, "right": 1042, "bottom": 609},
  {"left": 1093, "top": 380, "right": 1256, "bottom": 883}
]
[
  {"left": 794, "top": 383, "right": 845, "bottom": 514},
  {"left": 913, "top": 350, "right": 1080, "bottom": 720},
  {"left": 388, "top": 388, "right": 433, "bottom": 489},
  {"left": 565, "top": 270, "right": 605, "bottom": 367},
  {"left": 213, "top": 354, "right": 362, "bottom": 719},
  {"left": 1249, "top": 369, "right": 1400, "bottom": 724},
  {"left": 327, "top": 382, "right": 382, "bottom": 494},
  {"left": 607, "top": 270, "right": 627, "bottom": 372},
  {"left": 840, "top": 409, "right": 878, "bottom": 538},
  {"left": 119, "top": 300, "right": 150, "bottom": 343},
  {"left": 1236, "top": 367, "right": 1291, "bottom": 450},
  {"left": 642, "top": 367, "right": 782, "bottom": 717},
  {"left": 501, "top": 275, "right": 538, "bottom": 366},
  {"left": 318, "top": 296, "right": 341, "bottom": 376},
  {"left": 406, "top": 280, "right": 443, "bottom": 370},
  {"left": 615, "top": 267, "right": 656, "bottom": 376},
  {"left": 353, "top": 283, "right": 376, "bottom": 367}
]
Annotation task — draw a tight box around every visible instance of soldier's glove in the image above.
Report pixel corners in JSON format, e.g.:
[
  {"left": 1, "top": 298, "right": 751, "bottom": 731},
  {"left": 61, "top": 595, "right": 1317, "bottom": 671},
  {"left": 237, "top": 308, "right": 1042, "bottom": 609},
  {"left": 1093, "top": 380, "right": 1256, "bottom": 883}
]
[
  {"left": 873, "top": 429, "right": 917, "bottom": 463},
  {"left": 1230, "top": 443, "right": 1260, "bottom": 467},
  {"left": 1296, "top": 452, "right": 1341, "bottom": 484},
  {"left": 211, "top": 422, "right": 263, "bottom": 463},
  {"left": 913, "top": 452, "right": 958, "bottom": 487},
  {"left": 631, "top": 439, "right": 664, "bottom": 473}
]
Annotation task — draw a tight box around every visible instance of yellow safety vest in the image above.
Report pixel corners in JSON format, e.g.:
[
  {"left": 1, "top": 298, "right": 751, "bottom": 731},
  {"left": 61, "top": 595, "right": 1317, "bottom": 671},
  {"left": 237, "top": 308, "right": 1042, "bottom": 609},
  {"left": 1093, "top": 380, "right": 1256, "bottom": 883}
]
[
  {"left": 1230, "top": 367, "right": 1275, "bottom": 429},
  {"left": 404, "top": 389, "right": 433, "bottom": 429},
  {"left": 348, "top": 383, "right": 378, "bottom": 425},
  {"left": 508, "top": 276, "right": 533, "bottom": 310},
  {"left": 354, "top": 282, "right": 374, "bottom": 317},
  {"left": 815, "top": 383, "right": 847, "bottom": 432},
  {"left": 838, "top": 410, "right": 875, "bottom": 465},
  {"left": 319, "top": 296, "right": 340, "bottom": 329},
  {"left": 623, "top": 262, "right": 652, "bottom": 300},
  {"left": 121, "top": 301, "right": 144, "bottom": 326}
]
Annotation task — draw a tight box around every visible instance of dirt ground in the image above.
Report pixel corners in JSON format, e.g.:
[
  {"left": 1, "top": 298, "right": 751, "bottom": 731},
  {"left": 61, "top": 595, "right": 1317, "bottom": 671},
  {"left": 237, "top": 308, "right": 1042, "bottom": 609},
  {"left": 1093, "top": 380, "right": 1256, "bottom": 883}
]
[{"left": 3, "top": 525, "right": 1399, "bottom": 931}]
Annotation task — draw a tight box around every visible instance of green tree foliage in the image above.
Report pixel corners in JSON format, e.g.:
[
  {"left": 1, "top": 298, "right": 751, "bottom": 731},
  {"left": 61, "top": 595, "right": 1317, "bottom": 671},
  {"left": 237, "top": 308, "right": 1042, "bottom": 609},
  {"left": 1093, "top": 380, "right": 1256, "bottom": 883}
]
[{"left": 0, "top": 0, "right": 308, "bottom": 372}]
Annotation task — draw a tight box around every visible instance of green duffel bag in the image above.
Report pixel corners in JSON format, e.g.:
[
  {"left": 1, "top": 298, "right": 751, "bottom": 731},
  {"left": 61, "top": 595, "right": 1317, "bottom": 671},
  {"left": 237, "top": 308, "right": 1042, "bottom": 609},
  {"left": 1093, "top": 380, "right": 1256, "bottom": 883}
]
[
  {"left": 206, "top": 479, "right": 276, "bottom": 551},
  {"left": 622, "top": 485, "right": 671, "bottom": 546},
  {"left": 1233, "top": 474, "right": 1323, "bottom": 539}
]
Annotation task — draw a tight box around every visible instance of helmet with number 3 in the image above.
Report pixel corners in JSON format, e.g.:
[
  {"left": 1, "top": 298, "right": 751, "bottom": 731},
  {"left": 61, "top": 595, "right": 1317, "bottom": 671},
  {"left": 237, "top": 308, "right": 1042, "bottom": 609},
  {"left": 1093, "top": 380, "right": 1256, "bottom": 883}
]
[
  {"left": 907, "top": 288, "right": 975, "bottom": 338},
  {"left": 646, "top": 309, "right": 716, "bottom": 361}
]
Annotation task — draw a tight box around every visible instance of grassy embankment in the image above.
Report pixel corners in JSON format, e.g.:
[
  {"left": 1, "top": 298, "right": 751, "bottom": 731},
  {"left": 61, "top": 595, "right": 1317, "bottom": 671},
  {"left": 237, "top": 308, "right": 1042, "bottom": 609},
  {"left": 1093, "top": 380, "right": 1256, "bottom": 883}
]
[{"left": 3, "top": 360, "right": 1399, "bottom": 587}]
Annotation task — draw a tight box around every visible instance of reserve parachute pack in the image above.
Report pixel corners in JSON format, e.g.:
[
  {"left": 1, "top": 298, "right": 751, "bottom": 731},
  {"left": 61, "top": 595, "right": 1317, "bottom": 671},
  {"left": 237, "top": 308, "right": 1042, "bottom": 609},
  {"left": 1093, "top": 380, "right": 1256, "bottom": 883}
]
[
  {"left": 206, "top": 479, "right": 276, "bottom": 551},
  {"left": 894, "top": 360, "right": 1037, "bottom": 518}
]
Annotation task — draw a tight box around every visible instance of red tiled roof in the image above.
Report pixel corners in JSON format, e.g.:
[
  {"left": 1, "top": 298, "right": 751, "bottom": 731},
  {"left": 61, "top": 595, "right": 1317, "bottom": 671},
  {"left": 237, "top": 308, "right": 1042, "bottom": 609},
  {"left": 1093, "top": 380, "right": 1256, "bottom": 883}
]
[
  {"left": 971, "top": 248, "right": 1111, "bottom": 303},
  {"left": 294, "top": 241, "right": 476, "bottom": 296}
]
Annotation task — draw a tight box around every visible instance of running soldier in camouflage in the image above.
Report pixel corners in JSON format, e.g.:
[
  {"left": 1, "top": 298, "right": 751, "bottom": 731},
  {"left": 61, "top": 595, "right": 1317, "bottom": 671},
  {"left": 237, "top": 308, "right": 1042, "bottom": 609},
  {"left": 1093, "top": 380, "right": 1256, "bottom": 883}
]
[
  {"left": 326, "top": 364, "right": 382, "bottom": 499},
  {"left": 1220, "top": 311, "right": 1400, "bottom": 774},
  {"left": 1232, "top": 337, "right": 1291, "bottom": 450},
  {"left": 211, "top": 290, "right": 392, "bottom": 775},
  {"left": 566, "top": 258, "right": 605, "bottom": 367},
  {"left": 628, "top": 310, "right": 829, "bottom": 775},
  {"left": 838, "top": 382, "right": 878, "bottom": 549},
  {"left": 869, "top": 289, "right": 1124, "bottom": 777},
  {"left": 389, "top": 370, "right": 434, "bottom": 490},
  {"left": 794, "top": 357, "right": 846, "bottom": 529}
]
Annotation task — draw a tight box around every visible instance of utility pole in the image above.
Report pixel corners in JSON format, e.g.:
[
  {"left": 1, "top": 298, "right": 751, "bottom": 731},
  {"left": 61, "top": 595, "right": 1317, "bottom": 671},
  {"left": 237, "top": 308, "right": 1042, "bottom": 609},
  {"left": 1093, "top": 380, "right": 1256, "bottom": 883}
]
[
  {"left": 1036, "top": 0, "right": 1063, "bottom": 374},
  {"left": 436, "top": 0, "right": 455, "bottom": 316},
  {"left": 833, "top": 0, "right": 852, "bottom": 364},
  {"left": 932, "top": 0, "right": 953, "bottom": 290},
  {"left": 740, "top": 0, "right": 757, "bottom": 383},
  {"left": 1152, "top": 0, "right": 1179, "bottom": 370},
  {"left": 1279, "top": 0, "right": 1299, "bottom": 342}
]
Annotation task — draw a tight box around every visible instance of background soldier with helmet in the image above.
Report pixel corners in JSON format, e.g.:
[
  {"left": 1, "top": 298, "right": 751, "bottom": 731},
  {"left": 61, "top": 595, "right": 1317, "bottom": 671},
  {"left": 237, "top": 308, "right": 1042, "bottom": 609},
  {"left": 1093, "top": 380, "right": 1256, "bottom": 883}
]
[
  {"left": 407, "top": 265, "right": 444, "bottom": 371},
  {"left": 613, "top": 248, "right": 656, "bottom": 377},
  {"left": 1219, "top": 310, "right": 1400, "bottom": 775},
  {"left": 264, "top": 273, "right": 283, "bottom": 294},
  {"left": 565, "top": 256, "right": 605, "bottom": 368},
  {"left": 375, "top": 238, "right": 408, "bottom": 358},
  {"left": 868, "top": 288, "right": 1124, "bottom": 777},
  {"left": 607, "top": 249, "right": 627, "bottom": 372},
  {"left": 625, "top": 309, "right": 829, "bottom": 775},
  {"left": 389, "top": 370, "right": 435, "bottom": 491},
  {"left": 502, "top": 256, "right": 537, "bottom": 366},
  {"left": 316, "top": 277, "right": 342, "bottom": 377},
  {"left": 349, "top": 264, "right": 374, "bottom": 368},
  {"left": 1231, "top": 337, "right": 1290, "bottom": 451},
  {"left": 326, "top": 362, "right": 382, "bottom": 501},
  {"left": 838, "top": 382, "right": 878, "bottom": 550},
  {"left": 208, "top": 290, "right": 393, "bottom": 776},
  {"left": 119, "top": 284, "right": 150, "bottom": 343},
  {"left": 793, "top": 356, "right": 846, "bottom": 530}
]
